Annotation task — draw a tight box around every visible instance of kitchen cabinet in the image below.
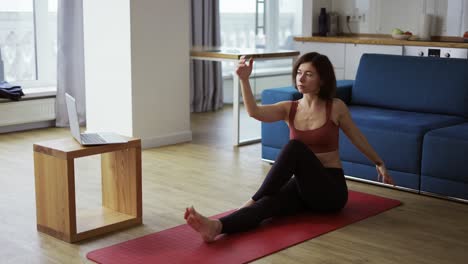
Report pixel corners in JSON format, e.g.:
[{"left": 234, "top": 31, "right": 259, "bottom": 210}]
[
  {"left": 294, "top": 41, "right": 403, "bottom": 80},
  {"left": 344, "top": 44, "right": 403, "bottom": 79},
  {"left": 294, "top": 42, "right": 346, "bottom": 79}
]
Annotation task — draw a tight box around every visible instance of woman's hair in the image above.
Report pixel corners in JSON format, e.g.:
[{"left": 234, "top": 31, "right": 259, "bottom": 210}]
[{"left": 292, "top": 52, "right": 337, "bottom": 100}]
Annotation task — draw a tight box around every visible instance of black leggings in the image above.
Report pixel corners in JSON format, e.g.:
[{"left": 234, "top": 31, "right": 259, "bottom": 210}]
[{"left": 219, "top": 140, "right": 348, "bottom": 234}]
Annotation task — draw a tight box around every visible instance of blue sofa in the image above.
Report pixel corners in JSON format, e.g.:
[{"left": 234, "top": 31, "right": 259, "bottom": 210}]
[{"left": 261, "top": 54, "right": 468, "bottom": 201}]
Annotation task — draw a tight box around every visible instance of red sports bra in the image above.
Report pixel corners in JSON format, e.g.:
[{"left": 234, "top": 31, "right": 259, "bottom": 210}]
[{"left": 289, "top": 100, "right": 339, "bottom": 153}]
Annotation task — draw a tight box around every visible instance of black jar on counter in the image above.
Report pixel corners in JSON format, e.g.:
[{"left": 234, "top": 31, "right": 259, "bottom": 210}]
[{"left": 318, "top": 8, "right": 328, "bottom": 36}]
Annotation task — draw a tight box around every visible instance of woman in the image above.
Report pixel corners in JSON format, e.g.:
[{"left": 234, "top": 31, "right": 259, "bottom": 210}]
[{"left": 185, "top": 52, "right": 395, "bottom": 242}]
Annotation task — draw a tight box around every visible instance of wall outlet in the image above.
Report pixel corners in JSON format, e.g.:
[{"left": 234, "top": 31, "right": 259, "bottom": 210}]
[{"left": 347, "top": 13, "right": 366, "bottom": 23}]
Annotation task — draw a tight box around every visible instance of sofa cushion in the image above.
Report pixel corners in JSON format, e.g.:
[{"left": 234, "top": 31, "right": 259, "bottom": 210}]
[
  {"left": 261, "top": 86, "right": 302, "bottom": 105},
  {"left": 352, "top": 54, "right": 468, "bottom": 118},
  {"left": 339, "top": 106, "right": 465, "bottom": 174},
  {"left": 421, "top": 122, "right": 468, "bottom": 184},
  {"left": 335, "top": 80, "right": 354, "bottom": 104}
]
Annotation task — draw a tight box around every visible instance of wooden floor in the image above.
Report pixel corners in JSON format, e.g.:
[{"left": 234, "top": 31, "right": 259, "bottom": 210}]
[{"left": 1, "top": 106, "right": 467, "bottom": 264}]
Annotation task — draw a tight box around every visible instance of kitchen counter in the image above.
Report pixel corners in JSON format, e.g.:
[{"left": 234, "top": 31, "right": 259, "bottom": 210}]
[{"left": 294, "top": 35, "right": 468, "bottom": 49}]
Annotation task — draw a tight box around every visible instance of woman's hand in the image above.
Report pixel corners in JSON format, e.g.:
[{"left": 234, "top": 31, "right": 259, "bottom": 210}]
[
  {"left": 235, "top": 56, "right": 253, "bottom": 81},
  {"left": 376, "top": 163, "right": 395, "bottom": 185}
]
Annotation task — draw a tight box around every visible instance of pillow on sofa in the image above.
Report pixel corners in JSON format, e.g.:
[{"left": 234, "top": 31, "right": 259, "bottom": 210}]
[{"left": 352, "top": 54, "right": 468, "bottom": 118}]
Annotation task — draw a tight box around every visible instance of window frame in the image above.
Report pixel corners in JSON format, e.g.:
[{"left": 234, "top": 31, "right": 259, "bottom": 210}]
[
  {"left": 219, "top": 0, "right": 302, "bottom": 77},
  {"left": 6, "top": 0, "right": 56, "bottom": 90}
]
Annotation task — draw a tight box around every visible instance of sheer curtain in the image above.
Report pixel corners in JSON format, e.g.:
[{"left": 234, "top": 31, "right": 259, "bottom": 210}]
[
  {"left": 190, "top": 0, "right": 223, "bottom": 112},
  {"left": 55, "top": 0, "right": 86, "bottom": 127}
]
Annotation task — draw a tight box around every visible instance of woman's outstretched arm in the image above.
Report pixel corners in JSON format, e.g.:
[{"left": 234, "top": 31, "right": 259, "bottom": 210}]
[
  {"left": 334, "top": 99, "right": 395, "bottom": 185},
  {"left": 236, "top": 56, "right": 290, "bottom": 122}
]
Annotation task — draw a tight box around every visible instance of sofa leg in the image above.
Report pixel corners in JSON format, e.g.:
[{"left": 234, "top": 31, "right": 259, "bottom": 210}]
[{"left": 261, "top": 158, "right": 274, "bottom": 165}]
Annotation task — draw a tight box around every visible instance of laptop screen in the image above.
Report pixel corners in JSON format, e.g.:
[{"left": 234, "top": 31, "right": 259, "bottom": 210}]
[{"left": 65, "top": 93, "right": 82, "bottom": 143}]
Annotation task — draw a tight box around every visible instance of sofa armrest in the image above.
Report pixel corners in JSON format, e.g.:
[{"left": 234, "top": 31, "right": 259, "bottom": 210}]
[
  {"left": 261, "top": 86, "right": 301, "bottom": 161},
  {"left": 261, "top": 86, "right": 302, "bottom": 104},
  {"left": 336, "top": 80, "right": 354, "bottom": 105}
]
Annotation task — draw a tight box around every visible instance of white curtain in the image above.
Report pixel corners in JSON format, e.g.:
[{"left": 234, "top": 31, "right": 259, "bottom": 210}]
[
  {"left": 190, "top": 0, "right": 223, "bottom": 112},
  {"left": 55, "top": 0, "right": 86, "bottom": 127}
]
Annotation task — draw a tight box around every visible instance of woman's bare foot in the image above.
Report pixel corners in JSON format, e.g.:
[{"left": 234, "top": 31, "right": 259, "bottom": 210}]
[
  {"left": 239, "top": 198, "right": 255, "bottom": 209},
  {"left": 184, "top": 206, "right": 222, "bottom": 242}
]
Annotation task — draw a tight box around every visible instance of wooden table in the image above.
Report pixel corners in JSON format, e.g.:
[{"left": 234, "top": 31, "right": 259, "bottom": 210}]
[
  {"left": 33, "top": 137, "right": 142, "bottom": 243},
  {"left": 191, "top": 47, "right": 299, "bottom": 146}
]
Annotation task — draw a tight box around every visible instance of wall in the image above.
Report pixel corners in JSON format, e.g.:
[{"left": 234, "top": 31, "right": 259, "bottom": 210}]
[
  {"left": 129, "top": 1, "right": 191, "bottom": 147},
  {"left": 83, "top": 0, "right": 191, "bottom": 149},
  {"left": 369, "top": 0, "right": 423, "bottom": 34},
  {"left": 83, "top": 0, "right": 133, "bottom": 136},
  {"left": 308, "top": 0, "right": 467, "bottom": 37},
  {"left": 465, "top": 0, "right": 468, "bottom": 32}
]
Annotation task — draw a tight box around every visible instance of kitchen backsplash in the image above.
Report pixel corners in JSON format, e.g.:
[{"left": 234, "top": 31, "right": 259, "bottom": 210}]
[{"left": 311, "top": 0, "right": 467, "bottom": 37}]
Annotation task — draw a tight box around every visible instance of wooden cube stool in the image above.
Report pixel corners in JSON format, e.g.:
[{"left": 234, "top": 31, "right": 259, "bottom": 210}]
[{"left": 33, "top": 137, "right": 142, "bottom": 243}]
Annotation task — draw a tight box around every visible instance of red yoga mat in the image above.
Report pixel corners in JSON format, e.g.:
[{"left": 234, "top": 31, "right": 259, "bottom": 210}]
[{"left": 87, "top": 191, "right": 401, "bottom": 264}]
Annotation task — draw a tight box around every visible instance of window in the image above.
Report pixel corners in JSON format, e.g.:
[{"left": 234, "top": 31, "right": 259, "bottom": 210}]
[
  {"left": 0, "top": 0, "right": 57, "bottom": 88},
  {"left": 219, "top": 0, "right": 302, "bottom": 76}
]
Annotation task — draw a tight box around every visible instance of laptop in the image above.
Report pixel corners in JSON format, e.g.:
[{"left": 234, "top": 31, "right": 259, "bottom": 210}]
[{"left": 65, "top": 93, "right": 128, "bottom": 145}]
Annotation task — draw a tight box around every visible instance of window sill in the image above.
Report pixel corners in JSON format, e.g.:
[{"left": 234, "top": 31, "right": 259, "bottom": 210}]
[
  {"left": 0, "top": 86, "right": 56, "bottom": 103},
  {"left": 23, "top": 86, "right": 57, "bottom": 98}
]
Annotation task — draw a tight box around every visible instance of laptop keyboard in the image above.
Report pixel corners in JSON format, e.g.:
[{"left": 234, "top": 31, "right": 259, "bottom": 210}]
[{"left": 81, "top": 133, "right": 107, "bottom": 144}]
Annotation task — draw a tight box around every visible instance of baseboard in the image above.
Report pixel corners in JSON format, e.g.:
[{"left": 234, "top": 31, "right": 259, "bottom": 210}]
[{"left": 141, "top": 130, "right": 192, "bottom": 149}]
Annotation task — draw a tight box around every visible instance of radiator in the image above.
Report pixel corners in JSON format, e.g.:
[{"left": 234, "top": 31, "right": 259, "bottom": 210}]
[{"left": 0, "top": 98, "right": 56, "bottom": 126}]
